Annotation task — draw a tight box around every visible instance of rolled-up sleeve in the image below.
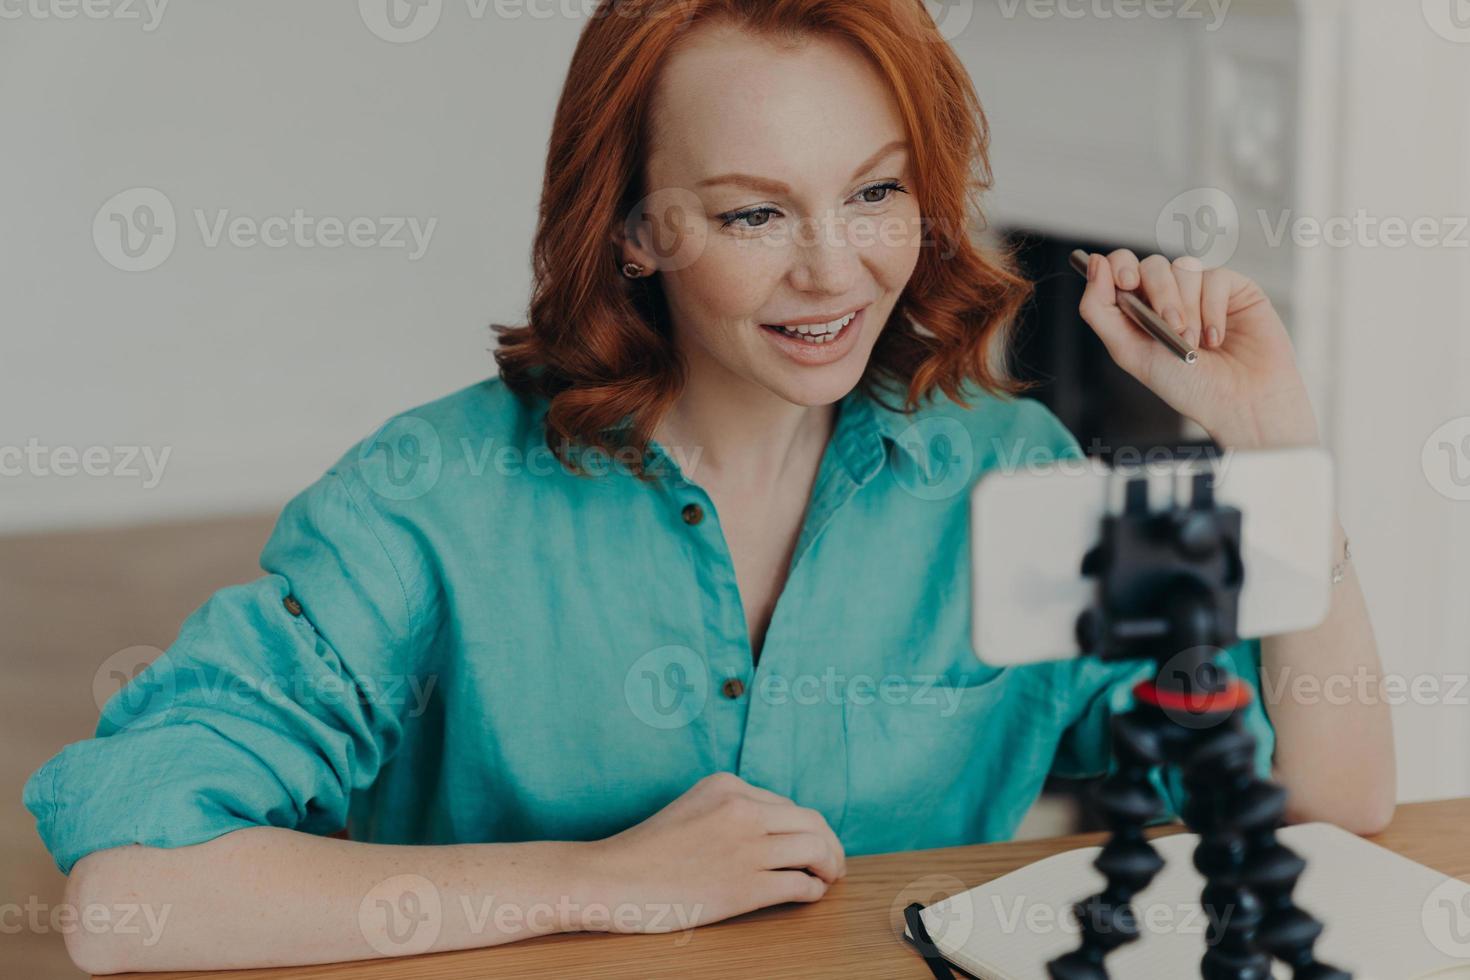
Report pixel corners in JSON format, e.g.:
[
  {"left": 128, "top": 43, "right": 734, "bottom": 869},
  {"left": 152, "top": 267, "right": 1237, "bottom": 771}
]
[{"left": 22, "top": 466, "right": 427, "bottom": 874}]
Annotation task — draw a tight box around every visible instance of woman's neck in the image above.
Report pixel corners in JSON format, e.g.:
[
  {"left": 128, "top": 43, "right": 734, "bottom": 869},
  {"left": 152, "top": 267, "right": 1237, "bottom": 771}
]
[{"left": 653, "top": 362, "right": 836, "bottom": 494}]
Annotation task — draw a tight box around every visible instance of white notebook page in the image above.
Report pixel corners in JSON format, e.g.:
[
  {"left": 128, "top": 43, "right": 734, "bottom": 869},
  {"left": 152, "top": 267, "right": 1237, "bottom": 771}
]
[{"left": 917, "top": 822, "right": 1470, "bottom": 980}]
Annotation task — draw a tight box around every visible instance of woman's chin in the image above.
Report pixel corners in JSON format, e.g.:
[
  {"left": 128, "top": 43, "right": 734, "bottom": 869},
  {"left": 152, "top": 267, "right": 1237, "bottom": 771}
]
[{"left": 758, "top": 359, "right": 870, "bottom": 410}]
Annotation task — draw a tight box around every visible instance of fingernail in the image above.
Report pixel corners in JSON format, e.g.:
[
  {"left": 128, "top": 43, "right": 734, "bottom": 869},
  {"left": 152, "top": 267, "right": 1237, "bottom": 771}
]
[
  {"left": 1120, "top": 268, "right": 1136, "bottom": 288},
  {"left": 1208, "top": 326, "right": 1222, "bottom": 347},
  {"left": 1086, "top": 255, "right": 1097, "bottom": 281},
  {"left": 1165, "top": 308, "right": 1185, "bottom": 333}
]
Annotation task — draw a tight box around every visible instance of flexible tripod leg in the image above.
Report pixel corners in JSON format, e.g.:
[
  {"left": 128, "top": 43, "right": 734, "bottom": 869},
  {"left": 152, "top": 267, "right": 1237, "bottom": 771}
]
[
  {"left": 1047, "top": 707, "right": 1169, "bottom": 980},
  {"left": 1170, "top": 697, "right": 1350, "bottom": 980},
  {"left": 1049, "top": 688, "right": 1351, "bottom": 979},
  {"left": 1166, "top": 698, "right": 1274, "bottom": 980}
]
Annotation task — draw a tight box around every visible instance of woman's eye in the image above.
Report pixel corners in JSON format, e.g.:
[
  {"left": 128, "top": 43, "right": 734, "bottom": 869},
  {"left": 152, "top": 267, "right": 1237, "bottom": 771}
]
[
  {"left": 720, "top": 207, "right": 779, "bottom": 229},
  {"left": 854, "top": 180, "right": 907, "bottom": 205},
  {"left": 718, "top": 182, "right": 906, "bottom": 229}
]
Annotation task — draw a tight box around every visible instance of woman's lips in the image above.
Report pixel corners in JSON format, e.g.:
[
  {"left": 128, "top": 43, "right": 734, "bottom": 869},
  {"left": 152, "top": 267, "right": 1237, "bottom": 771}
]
[{"left": 759, "top": 306, "right": 867, "bottom": 365}]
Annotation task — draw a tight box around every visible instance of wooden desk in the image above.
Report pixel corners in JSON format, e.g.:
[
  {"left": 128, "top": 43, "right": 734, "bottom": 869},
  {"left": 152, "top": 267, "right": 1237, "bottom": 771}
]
[{"left": 116, "top": 798, "right": 1470, "bottom": 980}]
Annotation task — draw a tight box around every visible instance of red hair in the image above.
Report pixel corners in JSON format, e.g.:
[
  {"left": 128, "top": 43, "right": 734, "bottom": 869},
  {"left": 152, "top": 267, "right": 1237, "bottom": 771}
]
[{"left": 494, "top": 0, "right": 1032, "bottom": 474}]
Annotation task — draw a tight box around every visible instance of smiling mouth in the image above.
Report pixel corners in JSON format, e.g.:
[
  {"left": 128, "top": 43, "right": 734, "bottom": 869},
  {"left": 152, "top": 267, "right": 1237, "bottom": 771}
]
[{"left": 760, "top": 309, "right": 860, "bottom": 345}]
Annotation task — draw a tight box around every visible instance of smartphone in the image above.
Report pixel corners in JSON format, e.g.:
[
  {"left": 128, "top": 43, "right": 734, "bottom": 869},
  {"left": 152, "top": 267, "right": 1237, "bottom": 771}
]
[{"left": 970, "top": 447, "right": 1335, "bottom": 667}]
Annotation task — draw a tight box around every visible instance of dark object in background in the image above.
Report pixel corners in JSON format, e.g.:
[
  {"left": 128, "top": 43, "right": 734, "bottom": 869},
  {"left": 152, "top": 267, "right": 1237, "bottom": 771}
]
[
  {"left": 1003, "top": 231, "right": 1225, "bottom": 834},
  {"left": 1003, "top": 231, "right": 1222, "bottom": 465}
]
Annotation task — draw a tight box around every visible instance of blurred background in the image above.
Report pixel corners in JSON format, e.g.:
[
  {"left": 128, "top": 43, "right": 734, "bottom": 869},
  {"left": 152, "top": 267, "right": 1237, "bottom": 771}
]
[{"left": 5, "top": 1, "right": 1470, "bottom": 975}]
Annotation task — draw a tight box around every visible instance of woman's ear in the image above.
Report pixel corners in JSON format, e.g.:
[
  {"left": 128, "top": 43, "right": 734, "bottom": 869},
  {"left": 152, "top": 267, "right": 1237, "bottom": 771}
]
[
  {"left": 611, "top": 186, "right": 707, "bottom": 274},
  {"left": 609, "top": 228, "right": 659, "bottom": 277}
]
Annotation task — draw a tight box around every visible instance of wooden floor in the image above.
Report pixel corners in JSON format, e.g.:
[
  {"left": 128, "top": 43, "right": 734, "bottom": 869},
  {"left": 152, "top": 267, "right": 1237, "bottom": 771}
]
[
  {"left": 2, "top": 513, "right": 277, "bottom": 980},
  {"left": 0, "top": 513, "right": 1078, "bottom": 978}
]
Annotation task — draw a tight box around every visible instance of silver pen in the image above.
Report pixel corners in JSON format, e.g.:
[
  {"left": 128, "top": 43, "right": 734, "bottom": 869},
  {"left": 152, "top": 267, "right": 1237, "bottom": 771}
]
[{"left": 1068, "top": 248, "right": 1198, "bottom": 365}]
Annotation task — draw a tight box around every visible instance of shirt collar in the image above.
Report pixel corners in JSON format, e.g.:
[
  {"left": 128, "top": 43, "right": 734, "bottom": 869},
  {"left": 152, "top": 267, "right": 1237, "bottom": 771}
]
[
  {"left": 519, "top": 379, "right": 931, "bottom": 484},
  {"left": 823, "top": 385, "right": 883, "bottom": 485},
  {"left": 836, "top": 382, "right": 930, "bottom": 477}
]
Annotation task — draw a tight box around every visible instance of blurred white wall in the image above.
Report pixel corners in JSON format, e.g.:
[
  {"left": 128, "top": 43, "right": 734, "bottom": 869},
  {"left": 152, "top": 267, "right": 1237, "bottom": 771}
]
[
  {"left": 1328, "top": 1, "right": 1470, "bottom": 806},
  {"left": 1, "top": 1, "right": 587, "bottom": 531}
]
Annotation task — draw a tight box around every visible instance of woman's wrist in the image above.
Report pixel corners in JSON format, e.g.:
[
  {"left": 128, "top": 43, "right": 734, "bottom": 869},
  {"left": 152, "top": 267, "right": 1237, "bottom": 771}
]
[
  {"left": 507, "top": 839, "right": 609, "bottom": 935},
  {"left": 1205, "top": 385, "right": 1322, "bottom": 451}
]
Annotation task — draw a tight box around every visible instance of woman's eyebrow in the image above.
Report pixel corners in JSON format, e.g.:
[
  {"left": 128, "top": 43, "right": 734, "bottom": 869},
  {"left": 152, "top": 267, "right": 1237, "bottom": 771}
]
[{"left": 696, "top": 139, "right": 910, "bottom": 195}]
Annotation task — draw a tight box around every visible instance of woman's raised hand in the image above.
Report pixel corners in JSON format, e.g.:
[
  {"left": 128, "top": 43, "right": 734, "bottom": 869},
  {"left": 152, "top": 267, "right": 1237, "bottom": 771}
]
[{"left": 1077, "top": 249, "right": 1323, "bottom": 451}]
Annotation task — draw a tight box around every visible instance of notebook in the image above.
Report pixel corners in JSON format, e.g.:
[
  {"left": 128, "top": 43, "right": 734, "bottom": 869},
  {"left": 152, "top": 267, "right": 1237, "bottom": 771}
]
[{"left": 905, "top": 823, "right": 1470, "bottom": 979}]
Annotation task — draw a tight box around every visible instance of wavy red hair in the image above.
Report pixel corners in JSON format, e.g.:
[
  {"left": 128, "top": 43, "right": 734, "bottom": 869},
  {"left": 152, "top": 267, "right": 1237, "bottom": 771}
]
[{"left": 494, "top": 0, "right": 1032, "bottom": 474}]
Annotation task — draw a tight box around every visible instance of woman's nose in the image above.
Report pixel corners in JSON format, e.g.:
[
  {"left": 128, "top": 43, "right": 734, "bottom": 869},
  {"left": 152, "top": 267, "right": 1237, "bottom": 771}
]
[{"left": 787, "top": 212, "right": 860, "bottom": 296}]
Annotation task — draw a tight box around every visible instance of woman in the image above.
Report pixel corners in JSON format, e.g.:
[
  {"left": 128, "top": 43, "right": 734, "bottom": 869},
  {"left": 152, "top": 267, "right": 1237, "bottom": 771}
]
[{"left": 28, "top": 0, "right": 1394, "bottom": 972}]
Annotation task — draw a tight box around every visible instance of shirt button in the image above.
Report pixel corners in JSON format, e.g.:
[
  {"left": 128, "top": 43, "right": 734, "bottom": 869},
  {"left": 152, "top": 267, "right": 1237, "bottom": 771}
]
[
  {"left": 283, "top": 595, "right": 303, "bottom": 617},
  {"left": 721, "top": 677, "right": 745, "bottom": 699},
  {"left": 681, "top": 503, "right": 704, "bottom": 526}
]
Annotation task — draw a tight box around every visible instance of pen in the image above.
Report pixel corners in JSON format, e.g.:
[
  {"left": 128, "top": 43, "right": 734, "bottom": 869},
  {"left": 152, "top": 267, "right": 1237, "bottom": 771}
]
[{"left": 1068, "top": 248, "right": 1198, "bottom": 365}]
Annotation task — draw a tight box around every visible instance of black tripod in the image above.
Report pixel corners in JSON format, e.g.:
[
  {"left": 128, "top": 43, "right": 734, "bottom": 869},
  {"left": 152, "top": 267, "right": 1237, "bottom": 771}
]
[{"left": 1046, "top": 471, "right": 1348, "bottom": 980}]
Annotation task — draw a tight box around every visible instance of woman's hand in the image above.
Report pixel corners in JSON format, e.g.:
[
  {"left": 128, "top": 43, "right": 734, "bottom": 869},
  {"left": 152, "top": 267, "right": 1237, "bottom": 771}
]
[
  {"left": 576, "top": 771, "right": 845, "bottom": 933},
  {"left": 1078, "top": 250, "right": 1322, "bottom": 451}
]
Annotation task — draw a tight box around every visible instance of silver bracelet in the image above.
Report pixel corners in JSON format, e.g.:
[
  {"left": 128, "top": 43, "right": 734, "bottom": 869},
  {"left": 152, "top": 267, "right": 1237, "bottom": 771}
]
[{"left": 1331, "top": 536, "right": 1352, "bottom": 585}]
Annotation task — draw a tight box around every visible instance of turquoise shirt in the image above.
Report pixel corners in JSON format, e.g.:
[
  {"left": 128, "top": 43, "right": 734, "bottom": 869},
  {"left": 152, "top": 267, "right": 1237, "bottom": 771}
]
[{"left": 23, "top": 377, "right": 1274, "bottom": 875}]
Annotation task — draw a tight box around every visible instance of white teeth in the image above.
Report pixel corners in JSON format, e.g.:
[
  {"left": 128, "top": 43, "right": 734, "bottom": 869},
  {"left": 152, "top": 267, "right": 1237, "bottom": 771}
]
[{"left": 770, "top": 311, "right": 857, "bottom": 343}]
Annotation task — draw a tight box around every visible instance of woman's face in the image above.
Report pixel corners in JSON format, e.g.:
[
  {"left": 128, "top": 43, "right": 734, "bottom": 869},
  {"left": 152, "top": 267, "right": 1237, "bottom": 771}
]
[{"left": 627, "top": 23, "right": 923, "bottom": 409}]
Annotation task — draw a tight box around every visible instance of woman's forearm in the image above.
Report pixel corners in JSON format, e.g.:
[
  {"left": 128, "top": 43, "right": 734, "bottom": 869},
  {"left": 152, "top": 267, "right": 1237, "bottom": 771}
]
[
  {"left": 1259, "top": 518, "right": 1397, "bottom": 834},
  {"left": 65, "top": 826, "right": 598, "bottom": 974},
  {"left": 1205, "top": 391, "right": 1397, "bottom": 835}
]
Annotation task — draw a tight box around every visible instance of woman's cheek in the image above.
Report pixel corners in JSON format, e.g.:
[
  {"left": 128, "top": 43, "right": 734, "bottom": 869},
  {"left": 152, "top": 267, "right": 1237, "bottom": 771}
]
[
  {"left": 693, "top": 235, "right": 790, "bottom": 311},
  {"left": 887, "top": 209, "right": 925, "bottom": 280}
]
